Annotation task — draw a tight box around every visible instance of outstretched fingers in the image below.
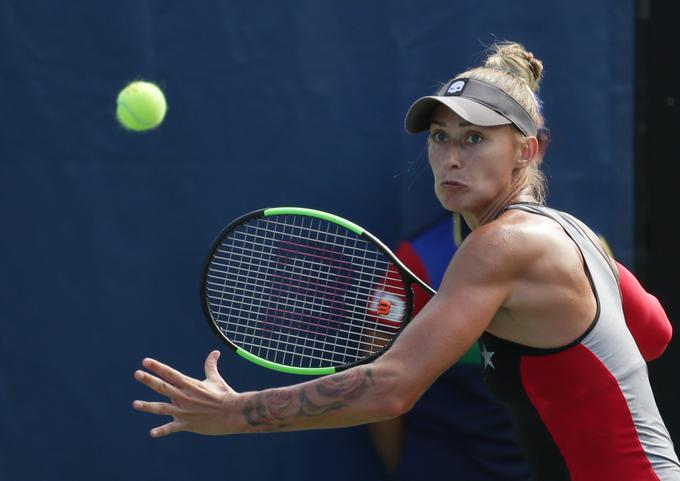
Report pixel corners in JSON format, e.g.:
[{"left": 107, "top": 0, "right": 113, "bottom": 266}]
[
  {"left": 134, "top": 369, "right": 183, "bottom": 399},
  {"left": 132, "top": 400, "right": 182, "bottom": 416},
  {"left": 149, "top": 420, "right": 187, "bottom": 438},
  {"left": 134, "top": 354, "right": 238, "bottom": 437},
  {"left": 142, "top": 358, "right": 192, "bottom": 388}
]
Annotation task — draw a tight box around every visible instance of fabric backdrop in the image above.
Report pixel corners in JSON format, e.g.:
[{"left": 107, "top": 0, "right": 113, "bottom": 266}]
[{"left": 0, "top": 1, "right": 633, "bottom": 479}]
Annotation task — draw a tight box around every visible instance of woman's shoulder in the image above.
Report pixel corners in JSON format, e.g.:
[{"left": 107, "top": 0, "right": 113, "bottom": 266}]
[
  {"left": 455, "top": 210, "right": 568, "bottom": 276},
  {"left": 465, "top": 209, "right": 555, "bottom": 249}
]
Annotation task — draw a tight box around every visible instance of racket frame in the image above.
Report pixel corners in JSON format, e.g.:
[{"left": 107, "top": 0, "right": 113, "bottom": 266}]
[{"left": 200, "top": 207, "right": 436, "bottom": 375}]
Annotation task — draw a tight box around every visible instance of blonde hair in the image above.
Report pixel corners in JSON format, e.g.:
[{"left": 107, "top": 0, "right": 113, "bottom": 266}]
[{"left": 441, "top": 42, "right": 548, "bottom": 203}]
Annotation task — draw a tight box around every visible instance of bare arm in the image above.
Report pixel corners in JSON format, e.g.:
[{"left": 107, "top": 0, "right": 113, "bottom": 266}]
[
  {"left": 133, "top": 353, "right": 401, "bottom": 437},
  {"left": 240, "top": 364, "right": 389, "bottom": 431},
  {"left": 133, "top": 224, "right": 517, "bottom": 437}
]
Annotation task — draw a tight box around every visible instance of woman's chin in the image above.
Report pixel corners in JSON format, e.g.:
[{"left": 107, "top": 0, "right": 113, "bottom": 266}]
[{"left": 437, "top": 195, "right": 467, "bottom": 213}]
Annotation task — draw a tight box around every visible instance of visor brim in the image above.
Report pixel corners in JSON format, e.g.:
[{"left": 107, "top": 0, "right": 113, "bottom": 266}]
[{"left": 404, "top": 96, "right": 512, "bottom": 133}]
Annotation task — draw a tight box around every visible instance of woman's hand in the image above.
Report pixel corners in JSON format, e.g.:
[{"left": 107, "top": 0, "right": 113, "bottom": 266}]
[{"left": 133, "top": 350, "right": 239, "bottom": 437}]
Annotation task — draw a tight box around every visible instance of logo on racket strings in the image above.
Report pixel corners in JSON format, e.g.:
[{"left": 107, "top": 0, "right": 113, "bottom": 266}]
[
  {"left": 369, "top": 291, "right": 406, "bottom": 328},
  {"left": 377, "top": 299, "right": 391, "bottom": 316}
]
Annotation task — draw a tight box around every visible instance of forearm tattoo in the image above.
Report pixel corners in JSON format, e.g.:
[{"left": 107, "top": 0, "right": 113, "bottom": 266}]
[{"left": 243, "top": 367, "right": 375, "bottom": 430}]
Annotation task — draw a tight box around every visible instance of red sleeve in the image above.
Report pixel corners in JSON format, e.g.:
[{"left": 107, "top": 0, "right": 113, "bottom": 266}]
[
  {"left": 394, "top": 241, "right": 432, "bottom": 317},
  {"left": 616, "top": 260, "right": 672, "bottom": 361}
]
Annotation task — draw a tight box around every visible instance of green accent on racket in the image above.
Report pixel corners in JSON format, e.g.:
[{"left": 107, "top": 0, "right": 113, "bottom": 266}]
[
  {"left": 236, "top": 348, "right": 336, "bottom": 376},
  {"left": 264, "top": 207, "right": 365, "bottom": 235}
]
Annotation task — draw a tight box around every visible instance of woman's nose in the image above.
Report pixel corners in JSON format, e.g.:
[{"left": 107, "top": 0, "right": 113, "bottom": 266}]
[{"left": 443, "top": 149, "right": 462, "bottom": 169}]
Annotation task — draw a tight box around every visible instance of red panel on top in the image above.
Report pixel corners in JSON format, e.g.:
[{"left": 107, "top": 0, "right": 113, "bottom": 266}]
[
  {"left": 616, "top": 260, "right": 672, "bottom": 361},
  {"left": 520, "top": 344, "right": 659, "bottom": 481}
]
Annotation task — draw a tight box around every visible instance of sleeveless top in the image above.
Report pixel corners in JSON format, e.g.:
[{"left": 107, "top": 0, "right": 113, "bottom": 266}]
[{"left": 479, "top": 203, "right": 680, "bottom": 481}]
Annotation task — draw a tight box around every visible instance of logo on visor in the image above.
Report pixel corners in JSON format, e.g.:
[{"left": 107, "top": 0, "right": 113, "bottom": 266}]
[{"left": 446, "top": 80, "right": 466, "bottom": 95}]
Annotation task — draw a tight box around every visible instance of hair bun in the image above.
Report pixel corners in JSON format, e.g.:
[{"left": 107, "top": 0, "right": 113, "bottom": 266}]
[{"left": 484, "top": 42, "right": 543, "bottom": 93}]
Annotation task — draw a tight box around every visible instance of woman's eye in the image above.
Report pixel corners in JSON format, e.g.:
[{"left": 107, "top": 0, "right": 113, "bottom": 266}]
[
  {"left": 430, "top": 131, "right": 447, "bottom": 143},
  {"left": 465, "top": 133, "right": 482, "bottom": 145}
]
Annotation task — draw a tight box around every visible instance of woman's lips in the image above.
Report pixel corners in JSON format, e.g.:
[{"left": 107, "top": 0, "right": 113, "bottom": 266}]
[{"left": 441, "top": 180, "right": 466, "bottom": 188}]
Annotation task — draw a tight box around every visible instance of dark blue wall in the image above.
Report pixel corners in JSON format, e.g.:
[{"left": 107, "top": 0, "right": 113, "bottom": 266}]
[{"left": 0, "top": 1, "right": 633, "bottom": 480}]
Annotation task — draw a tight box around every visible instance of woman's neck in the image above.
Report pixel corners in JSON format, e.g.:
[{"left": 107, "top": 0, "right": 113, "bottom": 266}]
[{"left": 462, "top": 189, "right": 536, "bottom": 230}]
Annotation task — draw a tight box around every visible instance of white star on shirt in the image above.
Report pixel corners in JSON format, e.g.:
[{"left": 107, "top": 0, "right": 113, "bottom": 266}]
[{"left": 480, "top": 343, "right": 495, "bottom": 370}]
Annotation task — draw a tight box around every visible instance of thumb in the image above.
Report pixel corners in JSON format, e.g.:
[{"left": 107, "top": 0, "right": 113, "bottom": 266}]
[{"left": 204, "top": 350, "right": 222, "bottom": 381}]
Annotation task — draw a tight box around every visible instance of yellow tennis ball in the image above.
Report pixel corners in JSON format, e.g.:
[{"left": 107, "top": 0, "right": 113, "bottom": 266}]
[{"left": 116, "top": 81, "right": 167, "bottom": 131}]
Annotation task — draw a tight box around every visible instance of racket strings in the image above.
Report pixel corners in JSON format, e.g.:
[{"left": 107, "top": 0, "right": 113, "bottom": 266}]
[
  {"left": 206, "top": 295, "right": 398, "bottom": 352},
  {"left": 212, "top": 231, "right": 398, "bottom": 358},
  {"left": 205, "top": 280, "right": 404, "bottom": 334},
  {"left": 207, "top": 249, "right": 406, "bottom": 304},
  {"left": 215, "top": 225, "right": 401, "bottom": 273},
  {"left": 205, "top": 214, "right": 409, "bottom": 368},
  {"left": 204, "top": 284, "right": 404, "bottom": 340}
]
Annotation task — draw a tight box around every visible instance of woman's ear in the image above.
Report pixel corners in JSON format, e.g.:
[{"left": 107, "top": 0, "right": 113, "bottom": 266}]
[{"left": 518, "top": 136, "right": 539, "bottom": 166}]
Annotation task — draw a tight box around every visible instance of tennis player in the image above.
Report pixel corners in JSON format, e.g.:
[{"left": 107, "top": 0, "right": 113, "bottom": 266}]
[{"left": 134, "top": 42, "right": 680, "bottom": 481}]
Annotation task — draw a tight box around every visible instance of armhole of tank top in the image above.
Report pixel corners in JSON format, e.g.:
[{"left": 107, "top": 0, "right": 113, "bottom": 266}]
[
  {"left": 503, "top": 204, "right": 602, "bottom": 350},
  {"left": 557, "top": 212, "right": 620, "bottom": 284},
  {"left": 554, "top": 212, "right": 623, "bottom": 305}
]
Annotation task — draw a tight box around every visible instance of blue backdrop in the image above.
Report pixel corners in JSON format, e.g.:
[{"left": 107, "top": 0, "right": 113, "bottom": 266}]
[{"left": 0, "top": 1, "right": 633, "bottom": 480}]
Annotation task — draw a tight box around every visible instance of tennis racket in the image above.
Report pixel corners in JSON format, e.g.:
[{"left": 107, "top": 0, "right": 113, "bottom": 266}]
[{"left": 201, "top": 207, "right": 436, "bottom": 375}]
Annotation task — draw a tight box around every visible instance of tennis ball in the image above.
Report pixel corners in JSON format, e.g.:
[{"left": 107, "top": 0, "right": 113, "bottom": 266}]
[{"left": 116, "top": 81, "right": 167, "bottom": 131}]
